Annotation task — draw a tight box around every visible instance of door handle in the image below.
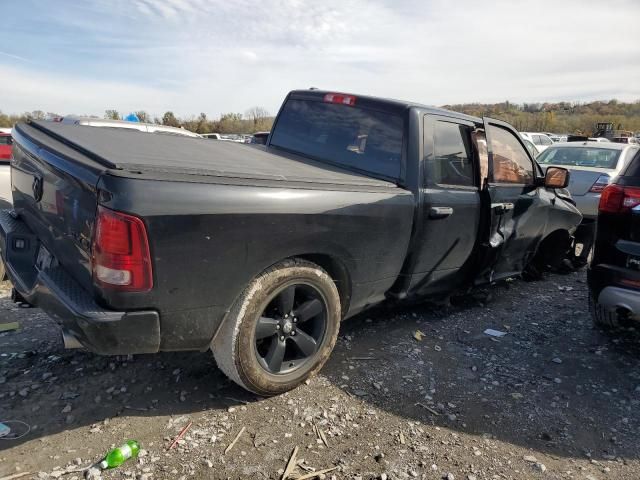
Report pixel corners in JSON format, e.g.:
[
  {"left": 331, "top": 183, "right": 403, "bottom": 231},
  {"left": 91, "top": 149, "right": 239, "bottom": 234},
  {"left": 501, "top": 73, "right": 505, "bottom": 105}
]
[
  {"left": 492, "top": 202, "right": 514, "bottom": 214},
  {"left": 429, "top": 206, "right": 454, "bottom": 219}
]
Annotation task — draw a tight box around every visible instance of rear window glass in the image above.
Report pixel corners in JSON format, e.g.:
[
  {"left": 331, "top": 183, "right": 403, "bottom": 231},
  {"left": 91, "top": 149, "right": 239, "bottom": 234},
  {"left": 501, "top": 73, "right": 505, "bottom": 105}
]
[
  {"left": 537, "top": 147, "right": 621, "bottom": 169},
  {"left": 270, "top": 98, "right": 404, "bottom": 179},
  {"left": 0, "top": 136, "right": 12, "bottom": 146}
]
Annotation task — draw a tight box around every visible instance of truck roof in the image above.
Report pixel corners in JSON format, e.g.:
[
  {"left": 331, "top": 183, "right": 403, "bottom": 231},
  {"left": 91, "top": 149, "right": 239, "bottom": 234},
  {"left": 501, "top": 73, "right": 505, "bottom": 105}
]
[{"left": 288, "top": 89, "right": 481, "bottom": 124}]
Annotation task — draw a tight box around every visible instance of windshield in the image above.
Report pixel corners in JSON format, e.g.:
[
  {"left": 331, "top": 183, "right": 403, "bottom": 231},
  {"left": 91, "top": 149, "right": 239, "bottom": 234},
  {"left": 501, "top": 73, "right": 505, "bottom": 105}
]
[
  {"left": 536, "top": 146, "right": 621, "bottom": 169},
  {"left": 270, "top": 98, "right": 404, "bottom": 180},
  {"left": 0, "top": 135, "right": 12, "bottom": 146}
]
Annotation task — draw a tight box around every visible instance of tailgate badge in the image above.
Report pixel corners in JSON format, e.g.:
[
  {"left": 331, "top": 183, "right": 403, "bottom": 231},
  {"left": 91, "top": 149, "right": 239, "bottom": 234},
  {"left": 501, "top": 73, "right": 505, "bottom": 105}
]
[{"left": 32, "top": 176, "right": 43, "bottom": 202}]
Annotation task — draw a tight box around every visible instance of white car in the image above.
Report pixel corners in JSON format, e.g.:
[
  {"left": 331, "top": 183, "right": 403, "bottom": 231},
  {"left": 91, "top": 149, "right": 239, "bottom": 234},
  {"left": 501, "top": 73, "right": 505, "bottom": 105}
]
[
  {"left": 60, "top": 117, "right": 201, "bottom": 138},
  {"left": 520, "top": 132, "right": 555, "bottom": 152}
]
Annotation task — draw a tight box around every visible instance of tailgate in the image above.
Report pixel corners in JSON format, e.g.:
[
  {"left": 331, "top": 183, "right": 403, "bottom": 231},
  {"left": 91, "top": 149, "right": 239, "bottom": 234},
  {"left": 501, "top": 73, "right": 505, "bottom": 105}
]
[{"left": 10, "top": 123, "right": 103, "bottom": 291}]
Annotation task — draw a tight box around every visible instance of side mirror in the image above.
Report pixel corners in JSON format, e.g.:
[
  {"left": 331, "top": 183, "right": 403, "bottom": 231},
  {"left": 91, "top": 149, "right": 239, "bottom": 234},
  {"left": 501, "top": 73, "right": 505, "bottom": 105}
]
[{"left": 544, "top": 166, "right": 570, "bottom": 189}]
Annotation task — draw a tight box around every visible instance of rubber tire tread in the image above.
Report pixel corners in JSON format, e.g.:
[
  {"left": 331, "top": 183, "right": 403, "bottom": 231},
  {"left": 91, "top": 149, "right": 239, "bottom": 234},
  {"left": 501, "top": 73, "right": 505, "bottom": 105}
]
[{"left": 212, "top": 258, "right": 341, "bottom": 396}]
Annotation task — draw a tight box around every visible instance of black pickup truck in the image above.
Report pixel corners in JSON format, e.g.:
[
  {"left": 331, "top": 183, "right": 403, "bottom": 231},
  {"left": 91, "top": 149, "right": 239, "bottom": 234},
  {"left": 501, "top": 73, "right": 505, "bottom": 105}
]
[{"left": 0, "top": 90, "right": 581, "bottom": 395}]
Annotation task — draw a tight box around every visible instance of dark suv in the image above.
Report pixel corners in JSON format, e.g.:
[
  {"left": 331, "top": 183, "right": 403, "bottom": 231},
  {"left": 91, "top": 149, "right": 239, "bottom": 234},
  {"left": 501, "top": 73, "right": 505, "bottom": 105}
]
[{"left": 589, "top": 149, "right": 640, "bottom": 327}]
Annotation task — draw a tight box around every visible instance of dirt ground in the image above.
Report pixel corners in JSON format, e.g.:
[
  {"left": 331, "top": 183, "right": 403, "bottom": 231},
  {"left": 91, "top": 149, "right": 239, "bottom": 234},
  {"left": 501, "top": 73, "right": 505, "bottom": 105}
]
[{"left": 1, "top": 270, "right": 640, "bottom": 480}]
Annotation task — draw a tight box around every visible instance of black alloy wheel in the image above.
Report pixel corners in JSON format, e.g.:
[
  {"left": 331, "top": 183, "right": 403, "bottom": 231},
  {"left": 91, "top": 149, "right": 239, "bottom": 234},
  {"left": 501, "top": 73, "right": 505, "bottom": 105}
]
[{"left": 254, "top": 283, "right": 327, "bottom": 375}]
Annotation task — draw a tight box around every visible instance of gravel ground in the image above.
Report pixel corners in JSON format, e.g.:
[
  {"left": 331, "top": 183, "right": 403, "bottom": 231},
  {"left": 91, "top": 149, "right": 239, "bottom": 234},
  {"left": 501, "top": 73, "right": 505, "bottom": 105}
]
[{"left": 1, "top": 270, "right": 640, "bottom": 480}]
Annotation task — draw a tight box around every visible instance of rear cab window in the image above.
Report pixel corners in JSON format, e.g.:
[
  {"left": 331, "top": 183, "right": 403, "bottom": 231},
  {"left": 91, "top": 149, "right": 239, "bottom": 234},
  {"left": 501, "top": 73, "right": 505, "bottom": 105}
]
[
  {"left": 270, "top": 95, "right": 404, "bottom": 181},
  {"left": 0, "top": 135, "right": 12, "bottom": 146}
]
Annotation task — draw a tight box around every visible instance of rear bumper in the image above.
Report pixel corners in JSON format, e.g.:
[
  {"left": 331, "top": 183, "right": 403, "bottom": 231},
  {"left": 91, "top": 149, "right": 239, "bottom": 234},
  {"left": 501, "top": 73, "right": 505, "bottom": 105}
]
[
  {"left": 597, "top": 286, "right": 640, "bottom": 316},
  {"left": 588, "top": 263, "right": 640, "bottom": 315},
  {"left": 0, "top": 210, "right": 160, "bottom": 355}
]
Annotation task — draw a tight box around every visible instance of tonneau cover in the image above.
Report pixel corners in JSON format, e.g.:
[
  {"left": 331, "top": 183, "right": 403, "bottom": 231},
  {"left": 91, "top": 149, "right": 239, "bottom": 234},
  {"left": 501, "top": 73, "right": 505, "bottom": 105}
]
[{"left": 22, "top": 121, "right": 396, "bottom": 188}]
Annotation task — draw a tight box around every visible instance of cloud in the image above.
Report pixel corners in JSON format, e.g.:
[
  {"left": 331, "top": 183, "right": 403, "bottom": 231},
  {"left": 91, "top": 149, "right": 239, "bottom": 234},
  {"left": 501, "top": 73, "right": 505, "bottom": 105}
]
[
  {"left": 0, "top": 51, "right": 33, "bottom": 64},
  {"left": 0, "top": 0, "right": 639, "bottom": 117}
]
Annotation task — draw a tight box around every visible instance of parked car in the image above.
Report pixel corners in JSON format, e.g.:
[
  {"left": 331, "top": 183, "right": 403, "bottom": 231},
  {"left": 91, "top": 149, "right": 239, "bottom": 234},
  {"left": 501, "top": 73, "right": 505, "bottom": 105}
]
[
  {"left": 549, "top": 134, "right": 568, "bottom": 143},
  {"left": 612, "top": 136, "right": 640, "bottom": 145},
  {"left": 520, "top": 132, "right": 555, "bottom": 152},
  {"left": 537, "top": 141, "right": 639, "bottom": 266},
  {"left": 248, "top": 131, "right": 270, "bottom": 145},
  {"left": 0, "top": 90, "right": 581, "bottom": 395},
  {"left": 0, "top": 132, "right": 12, "bottom": 208},
  {"left": 59, "top": 117, "right": 202, "bottom": 138},
  {"left": 522, "top": 138, "right": 540, "bottom": 158},
  {"left": 588, "top": 148, "right": 640, "bottom": 327},
  {"left": 568, "top": 136, "right": 611, "bottom": 143},
  {"left": 202, "top": 133, "right": 222, "bottom": 140}
]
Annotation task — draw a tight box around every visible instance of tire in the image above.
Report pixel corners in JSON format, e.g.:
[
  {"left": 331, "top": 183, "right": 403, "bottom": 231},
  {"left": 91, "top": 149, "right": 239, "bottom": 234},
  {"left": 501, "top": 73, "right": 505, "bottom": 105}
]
[
  {"left": 212, "top": 258, "right": 341, "bottom": 396},
  {"left": 589, "top": 295, "right": 618, "bottom": 329}
]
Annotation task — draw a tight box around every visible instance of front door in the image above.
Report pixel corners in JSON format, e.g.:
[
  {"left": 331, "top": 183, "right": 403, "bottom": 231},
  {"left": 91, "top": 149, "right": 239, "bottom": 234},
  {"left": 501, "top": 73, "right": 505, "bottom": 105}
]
[{"left": 479, "top": 117, "right": 547, "bottom": 281}]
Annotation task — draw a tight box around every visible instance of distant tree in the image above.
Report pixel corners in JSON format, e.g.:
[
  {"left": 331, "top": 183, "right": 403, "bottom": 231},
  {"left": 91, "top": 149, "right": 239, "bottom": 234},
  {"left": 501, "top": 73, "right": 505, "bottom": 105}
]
[
  {"left": 218, "top": 112, "right": 244, "bottom": 133},
  {"left": 245, "top": 107, "right": 270, "bottom": 131},
  {"left": 162, "top": 111, "right": 180, "bottom": 127},
  {"left": 104, "top": 110, "right": 120, "bottom": 120},
  {"left": 29, "top": 110, "right": 46, "bottom": 120}
]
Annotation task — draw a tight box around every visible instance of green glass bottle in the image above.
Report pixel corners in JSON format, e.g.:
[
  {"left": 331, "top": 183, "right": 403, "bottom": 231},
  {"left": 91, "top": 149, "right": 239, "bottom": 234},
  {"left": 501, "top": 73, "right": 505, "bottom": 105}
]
[{"left": 98, "top": 440, "right": 140, "bottom": 469}]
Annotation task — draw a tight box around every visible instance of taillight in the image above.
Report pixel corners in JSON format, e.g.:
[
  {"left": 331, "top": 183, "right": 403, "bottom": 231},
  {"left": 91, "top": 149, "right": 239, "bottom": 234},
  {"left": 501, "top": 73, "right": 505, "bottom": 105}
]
[
  {"left": 589, "top": 174, "right": 611, "bottom": 193},
  {"left": 92, "top": 206, "right": 153, "bottom": 292},
  {"left": 323, "top": 93, "right": 356, "bottom": 106},
  {"left": 599, "top": 184, "right": 640, "bottom": 213}
]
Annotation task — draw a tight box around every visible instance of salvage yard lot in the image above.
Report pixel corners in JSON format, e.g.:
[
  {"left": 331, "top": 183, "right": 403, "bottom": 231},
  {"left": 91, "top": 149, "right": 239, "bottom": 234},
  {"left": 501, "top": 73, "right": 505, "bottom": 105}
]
[{"left": 1, "top": 271, "right": 639, "bottom": 480}]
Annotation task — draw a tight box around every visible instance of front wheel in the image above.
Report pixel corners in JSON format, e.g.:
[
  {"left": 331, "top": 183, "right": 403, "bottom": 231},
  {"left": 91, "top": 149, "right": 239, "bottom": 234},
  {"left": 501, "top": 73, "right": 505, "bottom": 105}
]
[{"left": 212, "top": 259, "right": 341, "bottom": 396}]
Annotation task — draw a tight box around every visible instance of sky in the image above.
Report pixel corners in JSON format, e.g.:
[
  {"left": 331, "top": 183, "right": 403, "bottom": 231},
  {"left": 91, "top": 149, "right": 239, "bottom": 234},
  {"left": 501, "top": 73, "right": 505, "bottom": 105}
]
[{"left": 1, "top": 0, "right": 639, "bottom": 118}]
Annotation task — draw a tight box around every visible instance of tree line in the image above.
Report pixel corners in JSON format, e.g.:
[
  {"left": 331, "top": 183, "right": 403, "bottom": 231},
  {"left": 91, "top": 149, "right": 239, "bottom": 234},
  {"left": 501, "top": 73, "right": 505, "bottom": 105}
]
[
  {"left": 2, "top": 99, "right": 639, "bottom": 135},
  {"left": 0, "top": 107, "right": 274, "bottom": 134},
  {"left": 443, "top": 99, "right": 640, "bottom": 135}
]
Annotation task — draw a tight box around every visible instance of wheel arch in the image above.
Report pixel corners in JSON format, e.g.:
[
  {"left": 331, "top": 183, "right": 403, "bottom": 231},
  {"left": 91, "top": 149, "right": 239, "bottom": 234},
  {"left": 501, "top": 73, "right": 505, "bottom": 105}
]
[
  {"left": 532, "top": 228, "right": 573, "bottom": 270},
  {"left": 293, "top": 253, "right": 352, "bottom": 319}
]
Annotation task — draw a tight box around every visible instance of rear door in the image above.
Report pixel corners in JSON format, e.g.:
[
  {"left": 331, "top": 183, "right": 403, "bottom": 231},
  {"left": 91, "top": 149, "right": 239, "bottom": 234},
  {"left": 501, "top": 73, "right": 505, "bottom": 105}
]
[
  {"left": 403, "top": 115, "right": 481, "bottom": 296},
  {"left": 478, "top": 117, "right": 547, "bottom": 281}
]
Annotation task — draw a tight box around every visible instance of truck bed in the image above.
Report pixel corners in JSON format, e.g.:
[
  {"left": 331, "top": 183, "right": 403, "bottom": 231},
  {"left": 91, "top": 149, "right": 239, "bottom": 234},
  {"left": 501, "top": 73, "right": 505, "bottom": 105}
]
[{"left": 22, "top": 121, "right": 397, "bottom": 189}]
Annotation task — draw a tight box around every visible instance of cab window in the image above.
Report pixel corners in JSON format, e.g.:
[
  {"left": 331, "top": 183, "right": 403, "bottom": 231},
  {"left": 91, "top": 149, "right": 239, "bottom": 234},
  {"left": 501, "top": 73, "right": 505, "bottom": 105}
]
[{"left": 427, "top": 120, "right": 475, "bottom": 187}]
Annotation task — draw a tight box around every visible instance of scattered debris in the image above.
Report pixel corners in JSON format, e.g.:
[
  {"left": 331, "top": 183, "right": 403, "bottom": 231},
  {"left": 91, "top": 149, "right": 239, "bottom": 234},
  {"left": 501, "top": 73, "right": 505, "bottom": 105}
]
[
  {"left": 0, "top": 321, "right": 19, "bottom": 332},
  {"left": 281, "top": 446, "right": 299, "bottom": 480},
  {"left": 0, "top": 473, "right": 31, "bottom": 480},
  {"left": 483, "top": 328, "right": 507, "bottom": 337},
  {"left": 413, "top": 330, "right": 426, "bottom": 341},
  {"left": 415, "top": 403, "right": 440, "bottom": 416},
  {"left": 224, "top": 426, "right": 246, "bottom": 454},
  {"left": 295, "top": 466, "right": 339, "bottom": 480},
  {"left": 313, "top": 424, "right": 329, "bottom": 447},
  {"left": 167, "top": 421, "right": 192, "bottom": 450}
]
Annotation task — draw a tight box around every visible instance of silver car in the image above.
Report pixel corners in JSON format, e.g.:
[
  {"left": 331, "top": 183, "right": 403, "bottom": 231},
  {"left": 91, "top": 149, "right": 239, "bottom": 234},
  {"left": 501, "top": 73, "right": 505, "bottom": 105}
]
[
  {"left": 536, "top": 141, "right": 640, "bottom": 265},
  {"left": 537, "top": 142, "right": 640, "bottom": 219}
]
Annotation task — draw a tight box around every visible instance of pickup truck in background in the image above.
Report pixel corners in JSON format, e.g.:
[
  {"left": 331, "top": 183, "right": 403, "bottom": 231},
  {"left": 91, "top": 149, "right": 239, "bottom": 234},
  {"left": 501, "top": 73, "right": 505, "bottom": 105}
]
[{"left": 0, "top": 90, "right": 581, "bottom": 395}]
